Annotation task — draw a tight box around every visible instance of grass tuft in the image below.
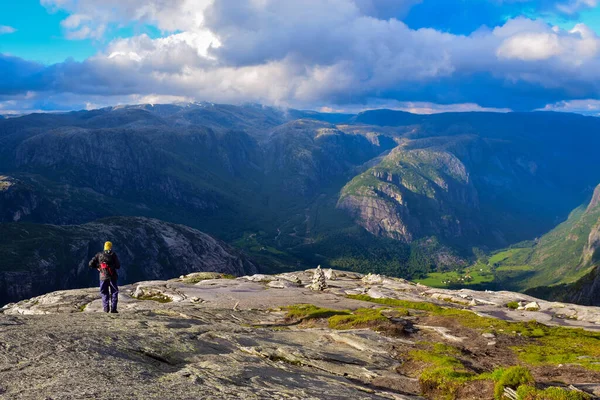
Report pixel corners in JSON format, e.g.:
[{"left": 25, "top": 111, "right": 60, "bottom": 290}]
[
  {"left": 328, "top": 308, "right": 390, "bottom": 331},
  {"left": 136, "top": 293, "right": 173, "bottom": 303},
  {"left": 182, "top": 273, "right": 236, "bottom": 284},
  {"left": 516, "top": 385, "right": 591, "bottom": 400},
  {"left": 492, "top": 366, "right": 534, "bottom": 400},
  {"left": 347, "top": 294, "right": 443, "bottom": 312},
  {"left": 284, "top": 304, "right": 350, "bottom": 321},
  {"left": 506, "top": 301, "right": 520, "bottom": 310}
]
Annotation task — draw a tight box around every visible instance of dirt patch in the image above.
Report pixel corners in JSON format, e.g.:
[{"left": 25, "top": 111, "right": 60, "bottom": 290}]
[
  {"left": 532, "top": 364, "right": 600, "bottom": 385},
  {"left": 418, "top": 314, "right": 526, "bottom": 369},
  {"left": 456, "top": 380, "right": 495, "bottom": 400}
]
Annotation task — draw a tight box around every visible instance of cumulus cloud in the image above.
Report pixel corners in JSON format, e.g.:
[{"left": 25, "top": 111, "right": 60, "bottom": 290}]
[
  {"left": 554, "top": 0, "right": 598, "bottom": 15},
  {"left": 321, "top": 99, "right": 512, "bottom": 114},
  {"left": 41, "top": 0, "right": 212, "bottom": 39},
  {"left": 3, "top": 0, "right": 600, "bottom": 114},
  {"left": 0, "top": 25, "right": 16, "bottom": 34},
  {"left": 538, "top": 98, "right": 600, "bottom": 115},
  {"left": 496, "top": 20, "right": 600, "bottom": 62}
]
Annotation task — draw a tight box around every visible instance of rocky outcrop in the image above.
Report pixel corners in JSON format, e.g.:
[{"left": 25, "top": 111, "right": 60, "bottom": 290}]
[
  {"left": 583, "top": 221, "right": 600, "bottom": 266},
  {"left": 0, "top": 174, "right": 130, "bottom": 224},
  {"left": 338, "top": 147, "right": 480, "bottom": 244},
  {"left": 0, "top": 176, "right": 39, "bottom": 222},
  {"left": 538, "top": 222, "right": 600, "bottom": 306},
  {"left": 338, "top": 193, "right": 416, "bottom": 242},
  {"left": 588, "top": 184, "right": 600, "bottom": 212},
  {"left": 0, "top": 217, "right": 257, "bottom": 305},
  {"left": 2, "top": 270, "right": 600, "bottom": 399},
  {"left": 583, "top": 185, "right": 600, "bottom": 266},
  {"left": 520, "top": 184, "right": 600, "bottom": 297}
]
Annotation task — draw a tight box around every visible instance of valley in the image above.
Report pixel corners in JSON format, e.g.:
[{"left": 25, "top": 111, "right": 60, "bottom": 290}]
[{"left": 2, "top": 104, "right": 600, "bottom": 305}]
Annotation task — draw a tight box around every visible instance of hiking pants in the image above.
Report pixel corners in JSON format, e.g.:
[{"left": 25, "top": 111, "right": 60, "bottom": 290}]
[{"left": 100, "top": 278, "right": 119, "bottom": 311}]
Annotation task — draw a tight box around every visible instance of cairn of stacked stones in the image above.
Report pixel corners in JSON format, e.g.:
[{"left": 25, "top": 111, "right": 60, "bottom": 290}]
[{"left": 309, "top": 265, "right": 327, "bottom": 291}]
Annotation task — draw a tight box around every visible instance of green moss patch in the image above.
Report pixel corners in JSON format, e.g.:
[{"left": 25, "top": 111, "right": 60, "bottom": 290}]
[
  {"left": 506, "top": 301, "right": 520, "bottom": 310},
  {"left": 516, "top": 385, "right": 591, "bottom": 400},
  {"left": 136, "top": 293, "right": 173, "bottom": 303},
  {"left": 284, "top": 304, "right": 350, "bottom": 321},
  {"left": 411, "top": 342, "right": 492, "bottom": 399},
  {"left": 514, "top": 331, "right": 600, "bottom": 371},
  {"left": 354, "top": 295, "right": 600, "bottom": 372},
  {"left": 327, "top": 308, "right": 402, "bottom": 334},
  {"left": 493, "top": 366, "right": 534, "bottom": 399},
  {"left": 182, "top": 273, "right": 236, "bottom": 284},
  {"left": 347, "top": 294, "right": 443, "bottom": 312},
  {"left": 283, "top": 304, "right": 405, "bottom": 335},
  {"left": 410, "top": 342, "right": 464, "bottom": 370}
]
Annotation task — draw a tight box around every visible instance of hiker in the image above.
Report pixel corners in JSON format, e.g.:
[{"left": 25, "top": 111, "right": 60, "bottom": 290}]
[{"left": 89, "top": 241, "right": 121, "bottom": 313}]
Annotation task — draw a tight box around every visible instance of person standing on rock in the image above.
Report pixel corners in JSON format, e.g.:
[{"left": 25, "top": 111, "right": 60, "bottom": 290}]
[{"left": 89, "top": 241, "right": 121, "bottom": 313}]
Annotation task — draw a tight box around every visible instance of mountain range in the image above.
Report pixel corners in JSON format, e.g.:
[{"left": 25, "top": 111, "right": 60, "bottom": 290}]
[{"left": 1, "top": 103, "right": 600, "bottom": 304}]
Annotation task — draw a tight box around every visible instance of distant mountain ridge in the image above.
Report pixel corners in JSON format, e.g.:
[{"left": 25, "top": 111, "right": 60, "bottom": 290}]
[{"left": 3, "top": 103, "right": 600, "bottom": 301}]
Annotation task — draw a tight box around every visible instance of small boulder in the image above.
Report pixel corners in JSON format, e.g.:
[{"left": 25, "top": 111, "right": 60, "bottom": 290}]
[
  {"left": 524, "top": 302, "right": 540, "bottom": 311},
  {"left": 324, "top": 269, "right": 337, "bottom": 281},
  {"left": 268, "top": 280, "right": 300, "bottom": 289},
  {"left": 133, "top": 285, "right": 145, "bottom": 298},
  {"left": 244, "top": 274, "right": 272, "bottom": 283},
  {"left": 362, "top": 273, "right": 384, "bottom": 285}
]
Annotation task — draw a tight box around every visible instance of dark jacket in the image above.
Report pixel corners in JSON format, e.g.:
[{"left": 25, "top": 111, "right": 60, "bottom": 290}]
[{"left": 89, "top": 251, "right": 121, "bottom": 281}]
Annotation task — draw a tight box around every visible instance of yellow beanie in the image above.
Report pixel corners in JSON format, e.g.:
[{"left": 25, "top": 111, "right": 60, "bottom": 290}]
[{"left": 104, "top": 241, "right": 113, "bottom": 251}]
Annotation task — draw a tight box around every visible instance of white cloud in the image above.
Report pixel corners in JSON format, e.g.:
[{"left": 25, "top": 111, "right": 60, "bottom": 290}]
[
  {"left": 538, "top": 98, "right": 600, "bottom": 115},
  {"left": 320, "top": 99, "right": 512, "bottom": 114},
  {"left": 42, "top": 0, "right": 213, "bottom": 39},
  {"left": 496, "top": 20, "right": 600, "bottom": 63},
  {"left": 2, "top": 0, "right": 599, "bottom": 113},
  {"left": 497, "top": 32, "right": 563, "bottom": 61},
  {"left": 555, "top": 0, "right": 598, "bottom": 15},
  {"left": 0, "top": 26, "right": 16, "bottom": 35}
]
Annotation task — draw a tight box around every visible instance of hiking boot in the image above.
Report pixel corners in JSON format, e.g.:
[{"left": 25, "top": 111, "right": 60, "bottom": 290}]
[
  {"left": 103, "top": 308, "right": 110, "bottom": 313},
  {"left": 110, "top": 309, "right": 118, "bottom": 314}
]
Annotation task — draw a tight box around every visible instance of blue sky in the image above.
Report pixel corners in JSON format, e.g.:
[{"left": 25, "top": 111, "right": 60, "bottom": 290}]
[
  {"left": 0, "top": 0, "right": 93, "bottom": 63},
  {"left": 2, "top": 0, "right": 600, "bottom": 115},
  {"left": 0, "top": 0, "right": 165, "bottom": 64}
]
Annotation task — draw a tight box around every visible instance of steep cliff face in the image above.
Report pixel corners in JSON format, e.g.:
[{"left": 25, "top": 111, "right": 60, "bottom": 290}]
[
  {"left": 0, "top": 176, "right": 39, "bottom": 222},
  {"left": 0, "top": 174, "right": 139, "bottom": 224},
  {"left": 0, "top": 217, "right": 257, "bottom": 305},
  {"left": 338, "top": 145, "right": 479, "bottom": 243},
  {"left": 583, "top": 220, "right": 600, "bottom": 266},
  {"left": 588, "top": 184, "right": 600, "bottom": 212},
  {"left": 12, "top": 127, "right": 230, "bottom": 210},
  {"left": 523, "top": 186, "right": 600, "bottom": 304},
  {"left": 560, "top": 215, "right": 600, "bottom": 305}
]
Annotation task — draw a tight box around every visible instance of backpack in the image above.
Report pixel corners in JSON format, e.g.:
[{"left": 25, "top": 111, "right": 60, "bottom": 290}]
[{"left": 98, "top": 252, "right": 115, "bottom": 279}]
